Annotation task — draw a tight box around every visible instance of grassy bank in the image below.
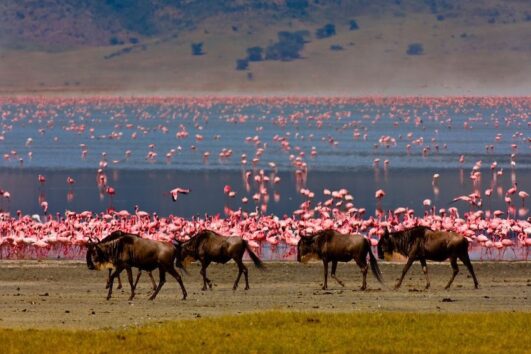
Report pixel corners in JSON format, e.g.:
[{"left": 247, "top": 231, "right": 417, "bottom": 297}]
[{"left": 0, "top": 312, "right": 529, "bottom": 353}]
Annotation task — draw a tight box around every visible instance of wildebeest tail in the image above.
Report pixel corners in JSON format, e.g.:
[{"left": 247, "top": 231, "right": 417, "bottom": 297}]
[
  {"left": 171, "top": 239, "right": 189, "bottom": 275},
  {"left": 368, "top": 242, "right": 384, "bottom": 284},
  {"left": 245, "top": 241, "right": 265, "bottom": 270}
]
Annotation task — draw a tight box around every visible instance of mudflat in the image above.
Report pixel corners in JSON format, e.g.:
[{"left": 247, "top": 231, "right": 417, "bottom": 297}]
[{"left": 0, "top": 261, "right": 529, "bottom": 329}]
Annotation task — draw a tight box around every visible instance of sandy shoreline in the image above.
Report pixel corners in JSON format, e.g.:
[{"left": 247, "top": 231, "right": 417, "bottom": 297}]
[{"left": 0, "top": 261, "right": 529, "bottom": 329}]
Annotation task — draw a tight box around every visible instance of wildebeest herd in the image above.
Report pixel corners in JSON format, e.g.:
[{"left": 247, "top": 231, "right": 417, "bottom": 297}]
[{"left": 86, "top": 227, "right": 479, "bottom": 301}]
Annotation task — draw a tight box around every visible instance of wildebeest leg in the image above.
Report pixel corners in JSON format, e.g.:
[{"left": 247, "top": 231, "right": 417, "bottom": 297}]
[
  {"left": 233, "top": 259, "right": 249, "bottom": 290},
  {"left": 149, "top": 269, "right": 166, "bottom": 301},
  {"left": 132, "top": 270, "right": 142, "bottom": 291},
  {"left": 419, "top": 258, "right": 430, "bottom": 289},
  {"left": 148, "top": 271, "right": 157, "bottom": 291},
  {"left": 459, "top": 252, "right": 479, "bottom": 289},
  {"left": 200, "top": 260, "right": 212, "bottom": 291},
  {"left": 356, "top": 258, "right": 368, "bottom": 291},
  {"left": 106, "top": 269, "right": 122, "bottom": 290},
  {"left": 445, "top": 257, "right": 459, "bottom": 290},
  {"left": 395, "top": 258, "right": 415, "bottom": 289},
  {"left": 106, "top": 267, "right": 123, "bottom": 300},
  {"left": 322, "top": 260, "right": 329, "bottom": 290},
  {"left": 330, "top": 261, "right": 345, "bottom": 287},
  {"left": 167, "top": 267, "right": 187, "bottom": 300},
  {"left": 126, "top": 267, "right": 135, "bottom": 301}
]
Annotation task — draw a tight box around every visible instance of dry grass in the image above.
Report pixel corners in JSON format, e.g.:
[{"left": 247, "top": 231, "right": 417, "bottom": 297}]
[{"left": 0, "top": 312, "right": 529, "bottom": 353}]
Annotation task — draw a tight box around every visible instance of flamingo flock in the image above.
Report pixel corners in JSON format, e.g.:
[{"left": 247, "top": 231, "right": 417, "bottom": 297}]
[{"left": 0, "top": 96, "right": 529, "bottom": 260}]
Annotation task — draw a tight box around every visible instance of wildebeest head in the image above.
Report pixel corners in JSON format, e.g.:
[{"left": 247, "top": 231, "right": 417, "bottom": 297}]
[
  {"left": 172, "top": 239, "right": 193, "bottom": 272},
  {"left": 297, "top": 236, "right": 319, "bottom": 263},
  {"left": 85, "top": 239, "right": 113, "bottom": 271},
  {"left": 377, "top": 228, "right": 393, "bottom": 260}
]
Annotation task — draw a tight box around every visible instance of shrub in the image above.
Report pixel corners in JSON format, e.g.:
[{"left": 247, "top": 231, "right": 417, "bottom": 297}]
[
  {"left": 286, "top": 0, "right": 309, "bottom": 10},
  {"left": 247, "top": 47, "right": 263, "bottom": 62},
  {"left": 235, "top": 59, "right": 249, "bottom": 70},
  {"left": 316, "top": 23, "right": 336, "bottom": 39},
  {"left": 406, "top": 43, "right": 423, "bottom": 55},
  {"left": 349, "top": 19, "right": 359, "bottom": 30},
  {"left": 109, "top": 36, "right": 124, "bottom": 46},
  {"left": 330, "top": 44, "right": 343, "bottom": 51},
  {"left": 191, "top": 42, "right": 204, "bottom": 56},
  {"left": 265, "top": 31, "right": 306, "bottom": 61}
]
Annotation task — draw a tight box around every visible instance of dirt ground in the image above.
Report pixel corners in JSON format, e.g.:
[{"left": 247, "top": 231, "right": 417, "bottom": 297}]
[{"left": 0, "top": 261, "right": 529, "bottom": 329}]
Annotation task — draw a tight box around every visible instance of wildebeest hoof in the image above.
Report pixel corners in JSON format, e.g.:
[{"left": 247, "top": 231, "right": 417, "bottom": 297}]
[
  {"left": 117, "top": 285, "right": 122, "bottom": 290},
  {"left": 106, "top": 296, "right": 111, "bottom": 300},
  {"left": 425, "top": 284, "right": 430, "bottom": 290},
  {"left": 360, "top": 286, "right": 367, "bottom": 291},
  {"left": 245, "top": 286, "right": 250, "bottom": 290}
]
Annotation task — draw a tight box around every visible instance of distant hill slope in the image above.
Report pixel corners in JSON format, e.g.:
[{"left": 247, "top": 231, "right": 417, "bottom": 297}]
[{"left": 0, "top": 0, "right": 530, "bottom": 95}]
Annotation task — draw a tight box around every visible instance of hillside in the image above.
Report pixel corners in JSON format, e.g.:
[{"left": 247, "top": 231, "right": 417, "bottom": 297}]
[{"left": 0, "top": 0, "right": 530, "bottom": 96}]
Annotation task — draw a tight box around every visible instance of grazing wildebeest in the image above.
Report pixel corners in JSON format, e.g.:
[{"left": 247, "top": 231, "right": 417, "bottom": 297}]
[
  {"left": 173, "top": 230, "right": 265, "bottom": 291},
  {"left": 377, "top": 226, "right": 479, "bottom": 290},
  {"left": 86, "top": 231, "right": 187, "bottom": 301},
  {"left": 297, "top": 229, "right": 384, "bottom": 290},
  {"left": 86, "top": 232, "right": 157, "bottom": 292}
]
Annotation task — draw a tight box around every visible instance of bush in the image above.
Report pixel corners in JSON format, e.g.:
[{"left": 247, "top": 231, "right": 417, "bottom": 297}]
[
  {"left": 235, "top": 59, "right": 249, "bottom": 70},
  {"left": 247, "top": 47, "right": 263, "bottom": 62},
  {"left": 330, "top": 44, "right": 343, "bottom": 51},
  {"left": 316, "top": 23, "right": 336, "bottom": 39},
  {"left": 286, "top": 0, "right": 309, "bottom": 10},
  {"left": 109, "top": 36, "right": 124, "bottom": 46},
  {"left": 406, "top": 43, "right": 423, "bottom": 55},
  {"left": 265, "top": 31, "right": 306, "bottom": 61},
  {"left": 191, "top": 42, "right": 204, "bottom": 56},
  {"left": 349, "top": 19, "right": 359, "bottom": 30}
]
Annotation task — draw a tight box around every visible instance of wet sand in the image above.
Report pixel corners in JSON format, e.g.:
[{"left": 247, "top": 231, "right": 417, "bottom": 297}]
[{"left": 0, "top": 261, "right": 529, "bottom": 329}]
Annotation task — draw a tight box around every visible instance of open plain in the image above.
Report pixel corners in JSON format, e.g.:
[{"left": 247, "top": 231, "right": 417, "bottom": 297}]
[{"left": 0, "top": 260, "right": 529, "bottom": 329}]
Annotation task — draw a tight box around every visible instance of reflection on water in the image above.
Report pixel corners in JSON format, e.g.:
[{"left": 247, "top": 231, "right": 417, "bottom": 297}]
[{"left": 0, "top": 168, "right": 529, "bottom": 219}]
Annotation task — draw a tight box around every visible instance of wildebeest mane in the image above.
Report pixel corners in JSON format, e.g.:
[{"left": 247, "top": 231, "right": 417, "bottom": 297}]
[
  {"left": 310, "top": 229, "right": 336, "bottom": 249},
  {"left": 389, "top": 226, "right": 430, "bottom": 255}
]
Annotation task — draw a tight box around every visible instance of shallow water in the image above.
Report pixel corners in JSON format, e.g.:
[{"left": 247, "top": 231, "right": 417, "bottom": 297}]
[
  {"left": 1, "top": 97, "right": 529, "bottom": 171},
  {"left": 0, "top": 167, "right": 529, "bottom": 219}
]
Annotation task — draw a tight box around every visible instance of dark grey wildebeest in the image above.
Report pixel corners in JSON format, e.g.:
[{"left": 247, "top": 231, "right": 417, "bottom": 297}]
[
  {"left": 173, "top": 230, "right": 265, "bottom": 291},
  {"left": 86, "top": 231, "right": 157, "bottom": 292},
  {"left": 86, "top": 231, "right": 187, "bottom": 301},
  {"left": 377, "top": 226, "right": 479, "bottom": 289},
  {"left": 297, "top": 229, "right": 384, "bottom": 290}
]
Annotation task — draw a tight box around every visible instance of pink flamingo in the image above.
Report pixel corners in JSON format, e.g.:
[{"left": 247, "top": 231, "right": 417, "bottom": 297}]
[{"left": 170, "top": 188, "right": 190, "bottom": 202}]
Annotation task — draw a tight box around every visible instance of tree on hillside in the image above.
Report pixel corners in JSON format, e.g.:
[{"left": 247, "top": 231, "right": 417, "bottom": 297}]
[
  {"left": 191, "top": 42, "right": 204, "bottom": 56},
  {"left": 236, "top": 59, "right": 249, "bottom": 70},
  {"left": 316, "top": 23, "right": 336, "bottom": 39},
  {"left": 265, "top": 31, "right": 307, "bottom": 61},
  {"left": 247, "top": 47, "right": 263, "bottom": 61},
  {"left": 406, "top": 43, "right": 424, "bottom": 55}
]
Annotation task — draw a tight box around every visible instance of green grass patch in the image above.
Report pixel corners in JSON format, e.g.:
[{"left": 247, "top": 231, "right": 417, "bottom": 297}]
[{"left": 1, "top": 312, "right": 529, "bottom": 353}]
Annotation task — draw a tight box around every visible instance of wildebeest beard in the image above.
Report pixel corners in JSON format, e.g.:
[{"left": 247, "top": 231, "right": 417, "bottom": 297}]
[{"left": 86, "top": 241, "right": 119, "bottom": 271}]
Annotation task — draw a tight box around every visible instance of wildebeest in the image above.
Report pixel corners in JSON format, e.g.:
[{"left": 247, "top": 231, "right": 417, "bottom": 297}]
[
  {"left": 86, "top": 232, "right": 157, "bottom": 292},
  {"left": 297, "top": 229, "right": 384, "bottom": 290},
  {"left": 173, "top": 230, "right": 265, "bottom": 291},
  {"left": 86, "top": 230, "right": 187, "bottom": 301},
  {"left": 377, "top": 226, "right": 479, "bottom": 289}
]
